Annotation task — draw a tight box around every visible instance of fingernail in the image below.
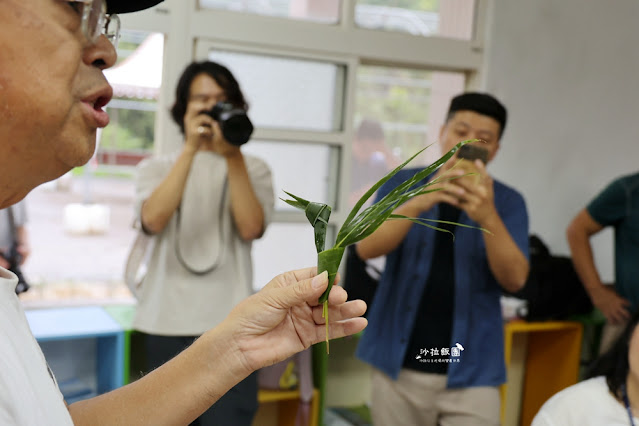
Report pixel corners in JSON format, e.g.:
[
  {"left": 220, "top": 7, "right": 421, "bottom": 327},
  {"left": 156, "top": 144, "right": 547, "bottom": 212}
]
[{"left": 312, "top": 271, "right": 327, "bottom": 288}]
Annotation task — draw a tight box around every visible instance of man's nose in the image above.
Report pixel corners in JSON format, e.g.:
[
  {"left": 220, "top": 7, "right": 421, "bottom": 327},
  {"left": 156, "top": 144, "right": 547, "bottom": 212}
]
[{"left": 85, "top": 34, "right": 117, "bottom": 70}]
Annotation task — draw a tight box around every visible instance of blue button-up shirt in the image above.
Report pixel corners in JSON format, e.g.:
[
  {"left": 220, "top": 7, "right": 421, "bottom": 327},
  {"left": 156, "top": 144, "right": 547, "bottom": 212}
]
[{"left": 356, "top": 167, "right": 529, "bottom": 388}]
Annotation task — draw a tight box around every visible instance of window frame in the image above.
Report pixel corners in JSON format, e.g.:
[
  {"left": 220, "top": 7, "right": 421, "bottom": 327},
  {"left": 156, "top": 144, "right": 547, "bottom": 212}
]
[{"left": 117, "top": 0, "right": 489, "bottom": 258}]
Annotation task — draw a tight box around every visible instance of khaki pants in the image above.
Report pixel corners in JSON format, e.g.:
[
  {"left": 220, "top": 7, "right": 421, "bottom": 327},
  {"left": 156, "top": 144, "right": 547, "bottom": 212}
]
[{"left": 371, "top": 368, "right": 500, "bottom": 426}]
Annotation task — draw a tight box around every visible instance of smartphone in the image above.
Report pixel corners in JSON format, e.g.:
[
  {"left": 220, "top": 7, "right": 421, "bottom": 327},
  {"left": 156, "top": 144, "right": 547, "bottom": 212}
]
[{"left": 457, "top": 144, "right": 489, "bottom": 164}]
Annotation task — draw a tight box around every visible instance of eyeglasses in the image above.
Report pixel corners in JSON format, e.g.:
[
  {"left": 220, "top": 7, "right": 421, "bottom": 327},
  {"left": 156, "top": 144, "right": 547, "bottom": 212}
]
[{"left": 65, "top": 0, "right": 121, "bottom": 48}]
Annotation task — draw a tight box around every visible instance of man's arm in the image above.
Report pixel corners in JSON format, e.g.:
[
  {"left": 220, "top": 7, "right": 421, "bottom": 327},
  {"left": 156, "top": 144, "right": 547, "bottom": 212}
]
[
  {"left": 140, "top": 146, "right": 198, "bottom": 234},
  {"left": 225, "top": 152, "right": 266, "bottom": 241},
  {"left": 455, "top": 161, "right": 529, "bottom": 293},
  {"left": 68, "top": 268, "right": 367, "bottom": 426},
  {"left": 68, "top": 324, "right": 245, "bottom": 426},
  {"left": 480, "top": 212, "right": 529, "bottom": 293},
  {"left": 566, "top": 208, "right": 630, "bottom": 323}
]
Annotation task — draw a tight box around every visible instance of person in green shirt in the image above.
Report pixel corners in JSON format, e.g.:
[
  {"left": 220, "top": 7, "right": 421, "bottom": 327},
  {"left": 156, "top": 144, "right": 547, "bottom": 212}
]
[{"left": 567, "top": 172, "right": 639, "bottom": 353}]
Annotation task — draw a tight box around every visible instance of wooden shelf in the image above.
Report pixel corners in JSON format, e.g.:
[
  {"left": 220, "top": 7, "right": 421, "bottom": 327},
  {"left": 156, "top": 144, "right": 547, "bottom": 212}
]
[
  {"left": 259, "top": 389, "right": 302, "bottom": 403},
  {"left": 254, "top": 388, "right": 319, "bottom": 426},
  {"left": 501, "top": 320, "right": 583, "bottom": 426}
]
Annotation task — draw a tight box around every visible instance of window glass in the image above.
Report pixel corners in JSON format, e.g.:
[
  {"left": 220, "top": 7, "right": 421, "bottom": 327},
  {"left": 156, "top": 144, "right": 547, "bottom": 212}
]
[
  {"left": 350, "top": 64, "right": 465, "bottom": 206},
  {"left": 355, "top": 0, "right": 476, "bottom": 41},
  {"left": 208, "top": 50, "right": 344, "bottom": 132},
  {"left": 199, "top": 0, "right": 341, "bottom": 24},
  {"left": 102, "top": 31, "right": 164, "bottom": 166},
  {"left": 252, "top": 223, "right": 335, "bottom": 291},
  {"left": 242, "top": 141, "right": 337, "bottom": 210}
]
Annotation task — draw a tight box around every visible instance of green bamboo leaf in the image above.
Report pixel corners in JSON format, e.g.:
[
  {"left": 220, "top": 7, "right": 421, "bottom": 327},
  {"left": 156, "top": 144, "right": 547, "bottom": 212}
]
[
  {"left": 317, "top": 246, "right": 345, "bottom": 354},
  {"left": 306, "top": 203, "right": 331, "bottom": 253},
  {"left": 283, "top": 191, "right": 310, "bottom": 206},
  {"left": 281, "top": 192, "right": 332, "bottom": 252},
  {"left": 317, "top": 246, "right": 345, "bottom": 303},
  {"left": 337, "top": 139, "right": 476, "bottom": 246},
  {"left": 389, "top": 214, "right": 493, "bottom": 235},
  {"left": 281, "top": 198, "right": 307, "bottom": 210},
  {"left": 389, "top": 214, "right": 455, "bottom": 238},
  {"left": 341, "top": 146, "right": 430, "bottom": 231}
]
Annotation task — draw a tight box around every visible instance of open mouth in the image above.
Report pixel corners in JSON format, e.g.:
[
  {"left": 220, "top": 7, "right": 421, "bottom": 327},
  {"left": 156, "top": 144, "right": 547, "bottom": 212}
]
[{"left": 93, "top": 95, "right": 111, "bottom": 111}]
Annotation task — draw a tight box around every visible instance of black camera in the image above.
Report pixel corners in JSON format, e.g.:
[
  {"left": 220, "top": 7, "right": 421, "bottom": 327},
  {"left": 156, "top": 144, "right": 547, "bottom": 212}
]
[
  {"left": 2, "top": 242, "right": 29, "bottom": 294},
  {"left": 204, "top": 102, "right": 254, "bottom": 146}
]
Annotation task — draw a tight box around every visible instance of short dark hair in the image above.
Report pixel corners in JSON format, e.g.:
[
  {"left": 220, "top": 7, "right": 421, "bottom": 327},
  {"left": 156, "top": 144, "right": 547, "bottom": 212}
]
[
  {"left": 170, "top": 61, "right": 248, "bottom": 134},
  {"left": 446, "top": 92, "right": 507, "bottom": 137},
  {"left": 356, "top": 118, "right": 385, "bottom": 141},
  {"left": 586, "top": 309, "right": 639, "bottom": 399}
]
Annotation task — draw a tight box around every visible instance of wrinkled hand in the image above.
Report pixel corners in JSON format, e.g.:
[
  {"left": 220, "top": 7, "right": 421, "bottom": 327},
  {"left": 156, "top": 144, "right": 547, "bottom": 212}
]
[
  {"left": 590, "top": 285, "right": 631, "bottom": 324},
  {"left": 452, "top": 159, "right": 497, "bottom": 225},
  {"left": 224, "top": 267, "right": 368, "bottom": 373}
]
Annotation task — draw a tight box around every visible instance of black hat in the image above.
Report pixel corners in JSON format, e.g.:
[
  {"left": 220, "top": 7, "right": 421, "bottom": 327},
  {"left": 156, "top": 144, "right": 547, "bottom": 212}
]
[
  {"left": 107, "top": 0, "right": 164, "bottom": 14},
  {"left": 448, "top": 92, "right": 508, "bottom": 135}
]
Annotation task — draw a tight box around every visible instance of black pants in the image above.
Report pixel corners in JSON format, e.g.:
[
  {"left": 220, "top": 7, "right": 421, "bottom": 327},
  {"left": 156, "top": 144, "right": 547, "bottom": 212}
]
[{"left": 141, "top": 333, "right": 258, "bottom": 426}]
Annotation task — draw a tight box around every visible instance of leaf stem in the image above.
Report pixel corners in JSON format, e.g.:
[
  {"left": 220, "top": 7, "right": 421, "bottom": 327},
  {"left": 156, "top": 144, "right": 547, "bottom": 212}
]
[{"left": 323, "top": 301, "right": 329, "bottom": 354}]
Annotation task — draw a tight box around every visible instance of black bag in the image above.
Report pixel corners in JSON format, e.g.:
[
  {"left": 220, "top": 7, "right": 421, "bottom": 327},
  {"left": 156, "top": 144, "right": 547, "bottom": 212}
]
[
  {"left": 505, "top": 235, "right": 593, "bottom": 321},
  {"left": 342, "top": 245, "right": 380, "bottom": 317},
  {"left": 2, "top": 207, "right": 29, "bottom": 295},
  {"left": 6, "top": 241, "right": 29, "bottom": 295}
]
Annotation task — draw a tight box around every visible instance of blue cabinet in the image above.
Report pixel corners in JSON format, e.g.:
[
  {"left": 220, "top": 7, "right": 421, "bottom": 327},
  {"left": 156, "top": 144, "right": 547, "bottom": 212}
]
[{"left": 26, "top": 306, "right": 125, "bottom": 403}]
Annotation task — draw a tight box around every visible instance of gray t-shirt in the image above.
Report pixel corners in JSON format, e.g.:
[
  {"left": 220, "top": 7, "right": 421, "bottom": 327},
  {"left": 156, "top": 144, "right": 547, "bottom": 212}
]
[{"left": 132, "top": 150, "right": 274, "bottom": 335}]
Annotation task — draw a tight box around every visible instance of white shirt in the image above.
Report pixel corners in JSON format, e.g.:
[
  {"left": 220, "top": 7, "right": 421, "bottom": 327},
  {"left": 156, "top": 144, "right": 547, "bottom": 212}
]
[
  {"left": 532, "top": 376, "right": 639, "bottom": 426},
  {"left": 0, "top": 269, "right": 74, "bottom": 425}
]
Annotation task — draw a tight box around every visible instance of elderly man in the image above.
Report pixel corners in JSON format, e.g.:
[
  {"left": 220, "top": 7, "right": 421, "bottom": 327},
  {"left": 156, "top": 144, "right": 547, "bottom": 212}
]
[{"left": 0, "top": 1, "right": 367, "bottom": 424}]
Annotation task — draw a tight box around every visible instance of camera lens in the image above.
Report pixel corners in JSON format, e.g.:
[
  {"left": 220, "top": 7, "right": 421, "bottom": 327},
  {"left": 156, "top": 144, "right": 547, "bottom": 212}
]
[{"left": 205, "top": 102, "right": 254, "bottom": 146}]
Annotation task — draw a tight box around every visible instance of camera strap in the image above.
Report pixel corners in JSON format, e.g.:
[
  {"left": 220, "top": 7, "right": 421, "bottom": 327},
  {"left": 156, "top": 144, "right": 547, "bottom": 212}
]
[{"left": 174, "top": 176, "right": 229, "bottom": 276}]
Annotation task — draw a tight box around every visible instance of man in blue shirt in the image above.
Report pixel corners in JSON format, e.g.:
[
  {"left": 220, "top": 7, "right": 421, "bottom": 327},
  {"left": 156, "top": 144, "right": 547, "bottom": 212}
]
[
  {"left": 356, "top": 93, "right": 530, "bottom": 426},
  {"left": 566, "top": 173, "right": 639, "bottom": 353}
]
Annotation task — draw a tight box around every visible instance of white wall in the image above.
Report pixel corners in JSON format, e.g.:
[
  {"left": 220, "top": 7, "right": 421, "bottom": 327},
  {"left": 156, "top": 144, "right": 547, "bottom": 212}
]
[{"left": 482, "top": 0, "right": 639, "bottom": 281}]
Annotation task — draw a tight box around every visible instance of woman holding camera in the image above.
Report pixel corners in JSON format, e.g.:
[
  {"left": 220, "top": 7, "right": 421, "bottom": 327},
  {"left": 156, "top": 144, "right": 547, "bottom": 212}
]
[{"left": 132, "top": 61, "right": 274, "bottom": 425}]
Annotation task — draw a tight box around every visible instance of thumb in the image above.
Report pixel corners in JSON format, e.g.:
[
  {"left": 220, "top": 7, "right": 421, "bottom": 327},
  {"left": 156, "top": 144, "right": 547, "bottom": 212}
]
[{"left": 275, "top": 271, "right": 328, "bottom": 308}]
